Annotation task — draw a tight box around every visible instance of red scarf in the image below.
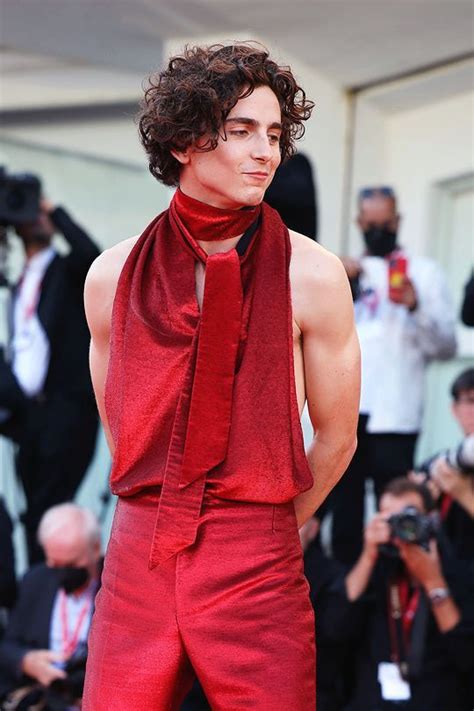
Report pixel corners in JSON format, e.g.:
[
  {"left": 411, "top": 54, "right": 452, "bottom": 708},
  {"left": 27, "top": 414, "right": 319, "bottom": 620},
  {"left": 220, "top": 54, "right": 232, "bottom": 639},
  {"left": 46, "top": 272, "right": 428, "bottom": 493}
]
[{"left": 105, "top": 189, "right": 313, "bottom": 566}]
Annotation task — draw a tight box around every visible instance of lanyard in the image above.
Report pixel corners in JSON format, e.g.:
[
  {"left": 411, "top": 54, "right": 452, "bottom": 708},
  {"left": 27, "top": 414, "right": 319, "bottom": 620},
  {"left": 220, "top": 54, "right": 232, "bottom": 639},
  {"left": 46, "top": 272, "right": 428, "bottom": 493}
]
[
  {"left": 17, "top": 272, "right": 44, "bottom": 324},
  {"left": 440, "top": 493, "right": 453, "bottom": 520},
  {"left": 387, "top": 576, "right": 421, "bottom": 679},
  {"left": 59, "top": 589, "right": 91, "bottom": 658}
]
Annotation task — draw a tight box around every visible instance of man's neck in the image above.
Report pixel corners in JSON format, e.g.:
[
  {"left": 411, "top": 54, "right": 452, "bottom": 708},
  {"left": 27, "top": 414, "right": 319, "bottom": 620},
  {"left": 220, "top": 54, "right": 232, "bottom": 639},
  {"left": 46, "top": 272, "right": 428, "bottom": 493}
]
[
  {"left": 25, "top": 243, "right": 50, "bottom": 262},
  {"left": 196, "top": 235, "right": 243, "bottom": 255},
  {"left": 176, "top": 183, "right": 257, "bottom": 255},
  {"left": 70, "top": 570, "right": 98, "bottom": 599},
  {"left": 178, "top": 181, "right": 243, "bottom": 211}
]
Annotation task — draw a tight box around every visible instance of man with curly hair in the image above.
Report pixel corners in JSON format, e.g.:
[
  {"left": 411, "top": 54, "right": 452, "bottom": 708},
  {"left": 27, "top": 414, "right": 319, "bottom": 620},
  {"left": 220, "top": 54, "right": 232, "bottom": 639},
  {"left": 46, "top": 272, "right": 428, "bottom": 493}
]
[{"left": 82, "top": 43, "right": 360, "bottom": 709}]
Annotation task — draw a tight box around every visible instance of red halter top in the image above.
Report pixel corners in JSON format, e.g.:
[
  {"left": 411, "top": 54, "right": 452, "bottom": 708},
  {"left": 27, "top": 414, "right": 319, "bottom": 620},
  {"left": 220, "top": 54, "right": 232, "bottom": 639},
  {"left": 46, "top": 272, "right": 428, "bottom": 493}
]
[{"left": 104, "top": 189, "right": 313, "bottom": 565}]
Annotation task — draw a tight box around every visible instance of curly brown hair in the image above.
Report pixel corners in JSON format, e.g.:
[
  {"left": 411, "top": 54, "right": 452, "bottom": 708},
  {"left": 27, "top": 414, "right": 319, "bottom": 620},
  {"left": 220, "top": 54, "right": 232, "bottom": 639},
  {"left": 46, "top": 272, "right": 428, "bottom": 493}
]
[{"left": 137, "top": 43, "right": 315, "bottom": 186}]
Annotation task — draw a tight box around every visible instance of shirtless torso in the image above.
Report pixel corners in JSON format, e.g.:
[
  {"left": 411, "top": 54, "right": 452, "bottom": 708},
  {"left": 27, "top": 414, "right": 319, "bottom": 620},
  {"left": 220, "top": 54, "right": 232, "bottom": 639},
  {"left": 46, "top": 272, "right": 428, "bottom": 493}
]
[{"left": 85, "top": 226, "right": 360, "bottom": 525}]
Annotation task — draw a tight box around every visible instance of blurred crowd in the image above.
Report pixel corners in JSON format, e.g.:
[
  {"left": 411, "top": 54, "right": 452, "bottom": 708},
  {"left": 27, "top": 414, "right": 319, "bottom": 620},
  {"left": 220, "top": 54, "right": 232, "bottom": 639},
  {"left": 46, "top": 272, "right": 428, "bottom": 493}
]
[{"left": 0, "top": 170, "right": 472, "bottom": 710}]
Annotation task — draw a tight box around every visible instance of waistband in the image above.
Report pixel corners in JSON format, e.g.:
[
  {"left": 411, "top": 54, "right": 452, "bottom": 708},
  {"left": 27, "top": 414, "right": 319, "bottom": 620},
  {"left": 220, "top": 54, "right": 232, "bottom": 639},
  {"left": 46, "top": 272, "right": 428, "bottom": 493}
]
[
  {"left": 118, "top": 485, "right": 295, "bottom": 507},
  {"left": 116, "top": 486, "right": 298, "bottom": 533}
]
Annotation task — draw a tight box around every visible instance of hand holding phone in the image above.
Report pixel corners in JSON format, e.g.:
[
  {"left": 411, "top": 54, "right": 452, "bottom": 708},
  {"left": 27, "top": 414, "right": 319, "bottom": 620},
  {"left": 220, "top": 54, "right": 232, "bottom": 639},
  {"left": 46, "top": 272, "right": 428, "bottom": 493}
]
[{"left": 388, "top": 254, "right": 417, "bottom": 310}]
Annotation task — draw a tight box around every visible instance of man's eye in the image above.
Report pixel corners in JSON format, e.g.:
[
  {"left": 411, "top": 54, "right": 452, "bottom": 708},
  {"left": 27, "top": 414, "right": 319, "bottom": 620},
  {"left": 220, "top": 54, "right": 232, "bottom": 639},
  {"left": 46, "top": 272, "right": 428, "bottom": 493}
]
[
  {"left": 268, "top": 134, "right": 280, "bottom": 144},
  {"left": 230, "top": 130, "right": 248, "bottom": 136}
]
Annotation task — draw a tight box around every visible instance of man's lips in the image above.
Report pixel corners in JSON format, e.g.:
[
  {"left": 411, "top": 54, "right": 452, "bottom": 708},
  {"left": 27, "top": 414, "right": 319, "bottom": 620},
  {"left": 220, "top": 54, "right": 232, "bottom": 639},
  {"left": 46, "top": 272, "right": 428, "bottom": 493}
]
[{"left": 243, "top": 171, "right": 270, "bottom": 179}]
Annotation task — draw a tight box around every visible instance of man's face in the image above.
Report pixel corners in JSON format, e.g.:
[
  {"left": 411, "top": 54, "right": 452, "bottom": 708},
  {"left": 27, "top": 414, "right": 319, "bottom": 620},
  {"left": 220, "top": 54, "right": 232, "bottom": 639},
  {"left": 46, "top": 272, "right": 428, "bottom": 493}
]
[
  {"left": 44, "top": 529, "right": 100, "bottom": 578},
  {"left": 175, "top": 85, "right": 282, "bottom": 209},
  {"left": 379, "top": 491, "right": 425, "bottom": 518},
  {"left": 357, "top": 195, "right": 399, "bottom": 235},
  {"left": 452, "top": 389, "right": 474, "bottom": 436},
  {"left": 14, "top": 207, "right": 54, "bottom": 246}
]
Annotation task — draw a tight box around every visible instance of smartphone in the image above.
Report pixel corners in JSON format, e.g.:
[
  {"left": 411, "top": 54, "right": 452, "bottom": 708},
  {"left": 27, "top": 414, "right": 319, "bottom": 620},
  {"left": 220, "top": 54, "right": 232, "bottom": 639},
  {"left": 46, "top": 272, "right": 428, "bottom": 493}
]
[{"left": 388, "top": 253, "right": 408, "bottom": 300}]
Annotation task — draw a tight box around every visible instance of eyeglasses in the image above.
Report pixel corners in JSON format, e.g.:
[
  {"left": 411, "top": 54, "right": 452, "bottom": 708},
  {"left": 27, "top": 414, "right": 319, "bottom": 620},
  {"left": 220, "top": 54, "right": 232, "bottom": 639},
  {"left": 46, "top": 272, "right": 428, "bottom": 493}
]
[{"left": 358, "top": 186, "right": 395, "bottom": 200}]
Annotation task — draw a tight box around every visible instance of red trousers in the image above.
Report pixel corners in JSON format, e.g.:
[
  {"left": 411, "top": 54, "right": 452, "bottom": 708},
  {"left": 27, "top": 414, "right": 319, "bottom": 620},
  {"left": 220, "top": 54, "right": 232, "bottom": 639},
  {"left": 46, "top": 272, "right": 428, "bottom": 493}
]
[{"left": 83, "top": 489, "right": 316, "bottom": 710}]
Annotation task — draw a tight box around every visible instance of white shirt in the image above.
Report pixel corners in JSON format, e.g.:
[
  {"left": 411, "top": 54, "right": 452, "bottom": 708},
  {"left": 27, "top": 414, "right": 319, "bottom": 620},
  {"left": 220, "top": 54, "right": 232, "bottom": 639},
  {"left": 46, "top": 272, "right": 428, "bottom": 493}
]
[
  {"left": 11, "top": 246, "right": 56, "bottom": 397},
  {"left": 355, "top": 253, "right": 456, "bottom": 433},
  {"left": 49, "top": 580, "right": 96, "bottom": 661}
]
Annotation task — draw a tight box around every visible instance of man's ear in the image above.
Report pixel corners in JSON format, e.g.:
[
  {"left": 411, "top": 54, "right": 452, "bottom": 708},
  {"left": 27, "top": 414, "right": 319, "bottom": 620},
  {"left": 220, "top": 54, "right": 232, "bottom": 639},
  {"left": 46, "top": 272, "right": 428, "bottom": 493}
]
[
  {"left": 91, "top": 539, "right": 102, "bottom": 561},
  {"left": 171, "top": 147, "right": 191, "bottom": 165},
  {"left": 451, "top": 401, "right": 460, "bottom": 422}
]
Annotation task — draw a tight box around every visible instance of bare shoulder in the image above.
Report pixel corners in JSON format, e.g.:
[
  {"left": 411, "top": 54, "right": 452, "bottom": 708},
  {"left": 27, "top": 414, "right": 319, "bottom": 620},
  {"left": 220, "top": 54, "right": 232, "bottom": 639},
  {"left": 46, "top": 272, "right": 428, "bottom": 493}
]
[
  {"left": 85, "top": 234, "right": 140, "bottom": 290},
  {"left": 289, "top": 230, "right": 347, "bottom": 288},
  {"left": 84, "top": 235, "right": 140, "bottom": 339},
  {"left": 288, "top": 230, "right": 353, "bottom": 332}
]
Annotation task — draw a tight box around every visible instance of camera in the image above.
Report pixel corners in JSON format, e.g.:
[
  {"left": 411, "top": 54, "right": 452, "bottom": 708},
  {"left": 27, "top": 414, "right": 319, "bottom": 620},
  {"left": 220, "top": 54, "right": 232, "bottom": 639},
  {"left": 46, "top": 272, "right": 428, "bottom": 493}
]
[
  {"left": 0, "top": 167, "right": 41, "bottom": 227},
  {"left": 387, "top": 506, "right": 437, "bottom": 547},
  {"left": 444, "top": 434, "right": 474, "bottom": 477},
  {"left": 418, "top": 434, "right": 474, "bottom": 480},
  {"left": 46, "top": 642, "right": 88, "bottom": 708}
]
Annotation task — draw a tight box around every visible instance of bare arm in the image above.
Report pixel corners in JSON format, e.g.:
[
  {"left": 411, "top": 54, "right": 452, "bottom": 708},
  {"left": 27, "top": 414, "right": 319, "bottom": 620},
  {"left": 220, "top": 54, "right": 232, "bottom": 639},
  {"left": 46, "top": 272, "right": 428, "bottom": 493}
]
[
  {"left": 398, "top": 539, "right": 461, "bottom": 633},
  {"left": 292, "top": 236, "right": 360, "bottom": 526},
  {"left": 346, "top": 520, "right": 461, "bottom": 632},
  {"left": 83, "top": 252, "right": 117, "bottom": 457},
  {"left": 83, "top": 236, "right": 140, "bottom": 455},
  {"left": 346, "top": 513, "right": 389, "bottom": 601}
]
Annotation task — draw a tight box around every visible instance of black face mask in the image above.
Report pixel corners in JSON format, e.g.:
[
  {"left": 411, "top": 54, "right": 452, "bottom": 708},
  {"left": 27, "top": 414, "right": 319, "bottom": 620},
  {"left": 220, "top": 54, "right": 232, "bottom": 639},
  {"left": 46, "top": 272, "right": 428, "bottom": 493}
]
[
  {"left": 363, "top": 224, "right": 397, "bottom": 257},
  {"left": 54, "top": 566, "right": 89, "bottom": 594}
]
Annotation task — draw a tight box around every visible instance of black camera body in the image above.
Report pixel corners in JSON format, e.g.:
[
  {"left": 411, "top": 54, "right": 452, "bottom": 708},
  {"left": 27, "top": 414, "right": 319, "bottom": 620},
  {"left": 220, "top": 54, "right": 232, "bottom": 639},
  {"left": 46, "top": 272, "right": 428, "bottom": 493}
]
[
  {"left": 46, "top": 642, "right": 88, "bottom": 708},
  {"left": 388, "top": 505, "right": 437, "bottom": 547},
  {"left": 0, "top": 167, "right": 41, "bottom": 227}
]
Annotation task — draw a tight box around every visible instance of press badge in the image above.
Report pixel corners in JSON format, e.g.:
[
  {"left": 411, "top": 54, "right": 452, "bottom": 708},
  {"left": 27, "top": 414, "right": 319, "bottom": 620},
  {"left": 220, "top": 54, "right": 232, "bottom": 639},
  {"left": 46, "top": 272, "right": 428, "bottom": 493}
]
[{"left": 378, "top": 662, "right": 411, "bottom": 701}]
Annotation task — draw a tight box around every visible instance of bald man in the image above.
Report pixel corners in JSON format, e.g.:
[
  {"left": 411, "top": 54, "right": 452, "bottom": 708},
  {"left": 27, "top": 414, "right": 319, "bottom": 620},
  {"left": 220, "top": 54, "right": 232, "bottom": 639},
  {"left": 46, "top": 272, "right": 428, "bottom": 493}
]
[{"left": 0, "top": 504, "right": 102, "bottom": 703}]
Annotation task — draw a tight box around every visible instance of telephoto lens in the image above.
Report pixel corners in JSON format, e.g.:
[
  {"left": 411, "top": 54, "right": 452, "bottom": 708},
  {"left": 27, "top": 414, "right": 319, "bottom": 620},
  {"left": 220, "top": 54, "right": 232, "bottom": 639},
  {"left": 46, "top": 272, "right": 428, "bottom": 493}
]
[{"left": 445, "top": 434, "right": 474, "bottom": 476}]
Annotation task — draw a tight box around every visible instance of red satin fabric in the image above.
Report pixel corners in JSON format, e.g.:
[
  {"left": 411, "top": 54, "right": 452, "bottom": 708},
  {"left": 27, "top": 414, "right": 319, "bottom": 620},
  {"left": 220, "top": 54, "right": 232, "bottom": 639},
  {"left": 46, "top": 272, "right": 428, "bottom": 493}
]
[
  {"left": 84, "top": 193, "right": 317, "bottom": 705},
  {"left": 173, "top": 187, "right": 259, "bottom": 242},
  {"left": 105, "top": 193, "right": 313, "bottom": 506},
  {"left": 150, "top": 251, "right": 246, "bottom": 565},
  {"left": 83, "top": 489, "right": 316, "bottom": 710}
]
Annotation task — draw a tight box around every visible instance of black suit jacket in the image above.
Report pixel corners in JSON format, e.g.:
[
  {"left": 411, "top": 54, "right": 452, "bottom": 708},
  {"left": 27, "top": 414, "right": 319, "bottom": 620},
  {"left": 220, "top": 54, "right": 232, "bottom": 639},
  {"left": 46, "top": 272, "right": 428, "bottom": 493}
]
[
  {"left": 461, "top": 270, "right": 474, "bottom": 327},
  {"left": 349, "top": 544, "right": 474, "bottom": 711},
  {"left": 304, "top": 540, "right": 366, "bottom": 711},
  {"left": 0, "top": 562, "right": 101, "bottom": 698},
  {"left": 0, "top": 207, "right": 100, "bottom": 442},
  {"left": 0, "top": 499, "right": 16, "bottom": 613}
]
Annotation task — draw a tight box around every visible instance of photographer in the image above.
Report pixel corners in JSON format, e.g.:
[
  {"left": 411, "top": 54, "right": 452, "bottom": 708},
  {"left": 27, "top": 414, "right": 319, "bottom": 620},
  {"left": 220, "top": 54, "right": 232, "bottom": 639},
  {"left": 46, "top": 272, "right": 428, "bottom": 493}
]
[
  {"left": 412, "top": 368, "right": 474, "bottom": 565},
  {"left": 460, "top": 270, "right": 474, "bottom": 327},
  {"left": 345, "top": 478, "right": 473, "bottom": 710},
  {"left": 331, "top": 186, "right": 456, "bottom": 566},
  {"left": 0, "top": 504, "right": 102, "bottom": 710},
  {"left": 301, "top": 516, "right": 366, "bottom": 711},
  {"left": 0, "top": 499, "right": 16, "bottom": 632},
  {"left": 0, "top": 174, "right": 100, "bottom": 563}
]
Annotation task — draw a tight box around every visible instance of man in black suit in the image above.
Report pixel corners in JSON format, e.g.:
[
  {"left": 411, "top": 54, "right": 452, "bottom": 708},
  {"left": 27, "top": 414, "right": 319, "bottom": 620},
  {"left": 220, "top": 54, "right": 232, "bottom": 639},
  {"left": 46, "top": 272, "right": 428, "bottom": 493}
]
[
  {"left": 0, "top": 503, "right": 102, "bottom": 706},
  {"left": 0, "top": 195, "right": 100, "bottom": 563},
  {"left": 299, "top": 515, "right": 367, "bottom": 711},
  {"left": 345, "top": 478, "right": 474, "bottom": 710},
  {"left": 0, "top": 499, "right": 16, "bottom": 627}
]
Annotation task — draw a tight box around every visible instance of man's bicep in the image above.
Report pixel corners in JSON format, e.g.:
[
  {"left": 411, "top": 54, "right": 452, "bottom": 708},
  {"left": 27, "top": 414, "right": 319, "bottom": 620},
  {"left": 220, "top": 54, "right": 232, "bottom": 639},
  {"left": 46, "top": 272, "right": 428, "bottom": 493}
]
[
  {"left": 304, "top": 329, "right": 360, "bottom": 435},
  {"left": 302, "top": 266, "right": 360, "bottom": 435},
  {"left": 89, "top": 338, "right": 115, "bottom": 456},
  {"left": 84, "top": 256, "right": 115, "bottom": 456}
]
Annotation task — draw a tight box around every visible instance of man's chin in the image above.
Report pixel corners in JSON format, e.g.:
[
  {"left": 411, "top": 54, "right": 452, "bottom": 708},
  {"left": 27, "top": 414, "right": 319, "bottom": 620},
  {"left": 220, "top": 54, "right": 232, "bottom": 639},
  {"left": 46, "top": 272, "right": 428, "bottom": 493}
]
[
  {"left": 238, "top": 188, "right": 266, "bottom": 208},
  {"left": 21, "top": 234, "right": 51, "bottom": 245}
]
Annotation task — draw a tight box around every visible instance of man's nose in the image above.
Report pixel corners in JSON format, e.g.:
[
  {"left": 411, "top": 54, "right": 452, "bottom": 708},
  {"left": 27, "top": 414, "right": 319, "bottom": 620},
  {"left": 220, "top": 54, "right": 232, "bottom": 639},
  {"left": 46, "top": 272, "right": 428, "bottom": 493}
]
[{"left": 251, "top": 134, "right": 273, "bottom": 162}]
